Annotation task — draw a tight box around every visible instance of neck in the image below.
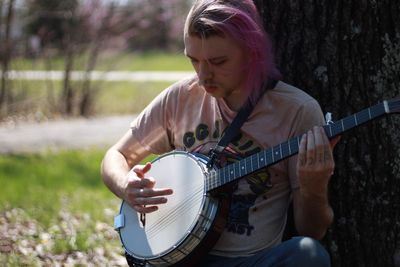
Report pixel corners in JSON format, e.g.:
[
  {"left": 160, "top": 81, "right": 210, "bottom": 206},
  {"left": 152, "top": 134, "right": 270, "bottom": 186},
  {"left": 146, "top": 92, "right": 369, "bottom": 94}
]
[{"left": 224, "top": 89, "right": 247, "bottom": 112}]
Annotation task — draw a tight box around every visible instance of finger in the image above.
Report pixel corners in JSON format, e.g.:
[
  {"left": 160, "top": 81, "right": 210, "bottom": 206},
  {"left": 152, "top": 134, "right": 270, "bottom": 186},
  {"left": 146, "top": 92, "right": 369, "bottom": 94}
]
[
  {"left": 319, "top": 127, "right": 334, "bottom": 161},
  {"left": 306, "top": 130, "right": 316, "bottom": 165},
  {"left": 140, "top": 177, "right": 156, "bottom": 188},
  {"left": 139, "top": 187, "right": 173, "bottom": 197},
  {"left": 297, "top": 134, "right": 307, "bottom": 166},
  {"left": 313, "top": 127, "right": 325, "bottom": 162},
  {"left": 134, "top": 196, "right": 168, "bottom": 206},
  {"left": 314, "top": 126, "right": 324, "bottom": 147},
  {"left": 128, "top": 187, "right": 173, "bottom": 200},
  {"left": 319, "top": 126, "right": 331, "bottom": 146},
  {"left": 126, "top": 174, "right": 155, "bottom": 189},
  {"left": 142, "top": 162, "right": 152, "bottom": 173},
  {"left": 126, "top": 177, "right": 145, "bottom": 189},
  {"left": 126, "top": 175, "right": 153, "bottom": 189},
  {"left": 133, "top": 162, "right": 152, "bottom": 179},
  {"left": 133, "top": 205, "right": 158, "bottom": 213}
]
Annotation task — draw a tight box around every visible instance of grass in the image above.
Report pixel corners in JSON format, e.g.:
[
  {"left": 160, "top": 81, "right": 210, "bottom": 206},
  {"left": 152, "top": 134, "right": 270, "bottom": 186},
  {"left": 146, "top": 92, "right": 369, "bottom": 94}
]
[
  {"left": 8, "top": 79, "right": 173, "bottom": 116},
  {"left": 7, "top": 51, "right": 193, "bottom": 117},
  {"left": 0, "top": 149, "right": 156, "bottom": 225},
  {"left": 0, "top": 149, "right": 110, "bottom": 226},
  {"left": 0, "top": 149, "right": 156, "bottom": 265},
  {"left": 11, "top": 51, "right": 193, "bottom": 71},
  {"left": 0, "top": 149, "right": 115, "bottom": 265},
  {"left": 0, "top": 52, "right": 180, "bottom": 265},
  {"left": 95, "top": 80, "right": 173, "bottom": 115}
]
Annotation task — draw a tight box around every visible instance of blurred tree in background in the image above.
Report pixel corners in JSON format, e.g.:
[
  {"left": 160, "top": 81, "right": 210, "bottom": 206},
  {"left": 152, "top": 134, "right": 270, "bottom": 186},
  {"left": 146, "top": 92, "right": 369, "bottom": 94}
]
[
  {"left": 24, "top": 0, "right": 80, "bottom": 50},
  {"left": 0, "top": 0, "right": 16, "bottom": 116},
  {"left": 121, "top": 0, "right": 190, "bottom": 51},
  {"left": 0, "top": 0, "right": 190, "bottom": 119}
]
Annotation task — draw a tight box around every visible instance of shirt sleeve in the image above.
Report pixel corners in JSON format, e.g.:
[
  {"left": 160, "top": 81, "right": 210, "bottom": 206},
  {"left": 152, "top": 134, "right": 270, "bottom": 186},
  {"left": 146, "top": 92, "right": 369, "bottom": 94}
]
[
  {"left": 287, "top": 98, "right": 326, "bottom": 189},
  {"left": 130, "top": 85, "right": 177, "bottom": 155}
]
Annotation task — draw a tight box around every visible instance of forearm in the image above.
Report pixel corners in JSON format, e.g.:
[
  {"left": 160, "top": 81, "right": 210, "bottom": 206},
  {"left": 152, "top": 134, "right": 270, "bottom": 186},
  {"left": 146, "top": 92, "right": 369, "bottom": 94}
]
[
  {"left": 101, "top": 148, "right": 132, "bottom": 200},
  {"left": 101, "top": 129, "right": 149, "bottom": 200},
  {"left": 293, "top": 126, "right": 338, "bottom": 239},
  {"left": 294, "top": 188, "right": 334, "bottom": 240}
]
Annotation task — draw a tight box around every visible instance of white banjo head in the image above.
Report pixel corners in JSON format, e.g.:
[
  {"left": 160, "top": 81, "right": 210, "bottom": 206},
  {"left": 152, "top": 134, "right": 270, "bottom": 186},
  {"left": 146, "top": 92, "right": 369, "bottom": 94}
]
[{"left": 118, "top": 152, "right": 206, "bottom": 259}]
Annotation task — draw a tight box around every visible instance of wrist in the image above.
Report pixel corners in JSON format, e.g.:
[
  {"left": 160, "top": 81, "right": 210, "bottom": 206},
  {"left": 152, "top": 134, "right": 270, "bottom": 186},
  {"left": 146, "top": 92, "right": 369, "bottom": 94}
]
[{"left": 299, "top": 186, "right": 329, "bottom": 201}]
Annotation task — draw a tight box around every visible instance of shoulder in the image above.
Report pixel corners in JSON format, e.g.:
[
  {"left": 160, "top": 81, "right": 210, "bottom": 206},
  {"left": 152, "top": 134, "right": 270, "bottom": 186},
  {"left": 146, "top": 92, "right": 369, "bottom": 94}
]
[
  {"left": 145, "top": 75, "right": 202, "bottom": 110},
  {"left": 164, "top": 75, "right": 202, "bottom": 98},
  {"left": 160, "top": 75, "right": 215, "bottom": 111},
  {"left": 269, "top": 81, "right": 319, "bottom": 106},
  {"left": 261, "top": 81, "right": 322, "bottom": 115},
  {"left": 256, "top": 81, "right": 325, "bottom": 128}
]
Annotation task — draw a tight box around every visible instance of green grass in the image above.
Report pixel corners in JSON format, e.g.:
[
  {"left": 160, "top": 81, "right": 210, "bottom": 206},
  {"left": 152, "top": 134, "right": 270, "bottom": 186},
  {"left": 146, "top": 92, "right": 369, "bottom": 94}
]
[
  {"left": 0, "top": 149, "right": 156, "bottom": 224},
  {"left": 8, "top": 51, "right": 193, "bottom": 117},
  {"left": 11, "top": 51, "right": 193, "bottom": 71},
  {"left": 95, "top": 80, "right": 173, "bottom": 115},
  {"left": 1, "top": 51, "right": 180, "bottom": 265},
  {"left": 103, "top": 51, "right": 192, "bottom": 71},
  {"left": 0, "top": 149, "right": 156, "bottom": 265},
  {"left": 0, "top": 149, "right": 115, "bottom": 264},
  {"left": 0, "top": 149, "right": 110, "bottom": 225},
  {"left": 9, "top": 79, "right": 173, "bottom": 116}
]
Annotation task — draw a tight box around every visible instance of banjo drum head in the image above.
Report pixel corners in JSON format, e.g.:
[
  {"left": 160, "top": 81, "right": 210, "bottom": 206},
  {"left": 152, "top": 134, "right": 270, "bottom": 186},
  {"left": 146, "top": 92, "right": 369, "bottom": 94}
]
[{"left": 119, "top": 152, "right": 206, "bottom": 259}]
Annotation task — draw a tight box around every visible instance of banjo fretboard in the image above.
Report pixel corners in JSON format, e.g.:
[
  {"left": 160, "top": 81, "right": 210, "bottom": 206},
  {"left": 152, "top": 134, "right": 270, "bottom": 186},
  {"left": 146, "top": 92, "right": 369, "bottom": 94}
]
[{"left": 205, "top": 101, "right": 390, "bottom": 191}]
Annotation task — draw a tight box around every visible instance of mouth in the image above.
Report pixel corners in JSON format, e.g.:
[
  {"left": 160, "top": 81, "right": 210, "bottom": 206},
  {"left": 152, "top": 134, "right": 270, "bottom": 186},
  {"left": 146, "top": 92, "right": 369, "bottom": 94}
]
[{"left": 203, "top": 85, "right": 218, "bottom": 93}]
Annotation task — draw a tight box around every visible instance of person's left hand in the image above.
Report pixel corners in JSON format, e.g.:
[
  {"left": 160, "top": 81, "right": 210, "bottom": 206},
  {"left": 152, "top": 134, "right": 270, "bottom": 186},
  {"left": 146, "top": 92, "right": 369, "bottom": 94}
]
[{"left": 296, "top": 126, "right": 340, "bottom": 197}]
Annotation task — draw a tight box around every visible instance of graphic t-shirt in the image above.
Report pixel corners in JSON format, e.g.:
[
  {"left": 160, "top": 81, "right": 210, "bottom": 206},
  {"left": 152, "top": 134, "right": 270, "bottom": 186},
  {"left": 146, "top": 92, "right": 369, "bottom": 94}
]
[{"left": 130, "top": 76, "right": 325, "bottom": 257}]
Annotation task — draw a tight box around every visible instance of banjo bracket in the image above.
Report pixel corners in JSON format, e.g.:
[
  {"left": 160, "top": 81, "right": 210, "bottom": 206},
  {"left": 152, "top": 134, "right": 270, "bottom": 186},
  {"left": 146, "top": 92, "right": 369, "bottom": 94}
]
[
  {"left": 207, "top": 145, "right": 224, "bottom": 169},
  {"left": 125, "top": 252, "right": 147, "bottom": 267}
]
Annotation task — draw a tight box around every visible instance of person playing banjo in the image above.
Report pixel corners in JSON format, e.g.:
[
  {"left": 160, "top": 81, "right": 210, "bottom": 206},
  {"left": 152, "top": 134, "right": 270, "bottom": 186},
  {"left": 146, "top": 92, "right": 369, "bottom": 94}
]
[{"left": 101, "top": 0, "right": 339, "bottom": 266}]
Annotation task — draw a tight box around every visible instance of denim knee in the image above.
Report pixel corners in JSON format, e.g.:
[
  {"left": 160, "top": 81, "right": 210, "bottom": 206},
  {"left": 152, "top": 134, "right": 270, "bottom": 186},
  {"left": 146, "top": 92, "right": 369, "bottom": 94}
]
[{"left": 290, "top": 236, "right": 331, "bottom": 267}]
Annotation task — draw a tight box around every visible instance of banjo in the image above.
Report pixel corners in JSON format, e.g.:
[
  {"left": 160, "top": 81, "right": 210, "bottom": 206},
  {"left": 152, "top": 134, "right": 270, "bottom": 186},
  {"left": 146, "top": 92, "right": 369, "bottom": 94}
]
[{"left": 114, "top": 97, "right": 399, "bottom": 267}]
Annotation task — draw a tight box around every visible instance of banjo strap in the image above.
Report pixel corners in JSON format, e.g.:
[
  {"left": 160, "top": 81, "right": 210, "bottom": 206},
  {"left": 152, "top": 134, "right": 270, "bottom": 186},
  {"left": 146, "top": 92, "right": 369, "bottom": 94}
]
[{"left": 207, "top": 79, "right": 278, "bottom": 169}]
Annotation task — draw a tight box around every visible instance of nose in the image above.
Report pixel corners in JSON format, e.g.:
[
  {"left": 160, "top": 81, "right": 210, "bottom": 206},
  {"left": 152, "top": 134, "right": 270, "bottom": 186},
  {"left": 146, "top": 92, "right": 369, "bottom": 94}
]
[{"left": 197, "top": 61, "right": 213, "bottom": 81}]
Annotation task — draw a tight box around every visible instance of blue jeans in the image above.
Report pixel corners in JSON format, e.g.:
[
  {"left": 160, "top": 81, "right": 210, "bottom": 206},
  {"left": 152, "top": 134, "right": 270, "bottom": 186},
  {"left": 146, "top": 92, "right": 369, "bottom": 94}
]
[{"left": 198, "top": 236, "right": 331, "bottom": 267}]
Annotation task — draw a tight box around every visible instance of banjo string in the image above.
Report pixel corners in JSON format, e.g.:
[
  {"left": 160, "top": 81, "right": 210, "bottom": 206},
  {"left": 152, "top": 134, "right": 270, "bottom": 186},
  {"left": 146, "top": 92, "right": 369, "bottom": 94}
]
[
  {"left": 145, "top": 169, "right": 227, "bottom": 237},
  {"left": 145, "top": 185, "right": 205, "bottom": 238}
]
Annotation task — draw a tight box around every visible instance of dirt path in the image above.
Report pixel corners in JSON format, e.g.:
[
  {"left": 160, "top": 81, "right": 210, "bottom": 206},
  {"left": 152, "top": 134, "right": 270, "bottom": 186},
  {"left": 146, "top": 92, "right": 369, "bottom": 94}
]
[{"left": 0, "top": 115, "right": 136, "bottom": 154}]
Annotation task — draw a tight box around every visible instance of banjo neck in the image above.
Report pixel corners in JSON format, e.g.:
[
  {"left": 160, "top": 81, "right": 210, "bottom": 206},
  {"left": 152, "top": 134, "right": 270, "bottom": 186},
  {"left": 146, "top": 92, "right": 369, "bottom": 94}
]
[
  {"left": 117, "top": 97, "right": 399, "bottom": 267},
  {"left": 205, "top": 99, "right": 395, "bottom": 192}
]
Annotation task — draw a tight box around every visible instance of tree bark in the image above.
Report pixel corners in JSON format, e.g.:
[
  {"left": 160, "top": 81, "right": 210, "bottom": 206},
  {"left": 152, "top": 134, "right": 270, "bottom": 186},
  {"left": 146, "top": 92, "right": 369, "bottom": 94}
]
[
  {"left": 62, "top": 42, "right": 75, "bottom": 116},
  {"left": 0, "top": 0, "right": 15, "bottom": 116},
  {"left": 254, "top": 1, "right": 400, "bottom": 266}
]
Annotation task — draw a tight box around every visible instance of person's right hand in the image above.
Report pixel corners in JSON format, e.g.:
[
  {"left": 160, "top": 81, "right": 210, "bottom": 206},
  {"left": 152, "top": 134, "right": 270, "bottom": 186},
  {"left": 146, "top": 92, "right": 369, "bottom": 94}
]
[{"left": 124, "top": 162, "right": 173, "bottom": 213}]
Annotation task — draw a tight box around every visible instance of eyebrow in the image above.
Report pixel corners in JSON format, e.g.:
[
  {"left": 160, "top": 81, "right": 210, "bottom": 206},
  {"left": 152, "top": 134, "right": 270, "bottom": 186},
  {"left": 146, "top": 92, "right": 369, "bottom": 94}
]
[{"left": 185, "top": 53, "right": 227, "bottom": 62}]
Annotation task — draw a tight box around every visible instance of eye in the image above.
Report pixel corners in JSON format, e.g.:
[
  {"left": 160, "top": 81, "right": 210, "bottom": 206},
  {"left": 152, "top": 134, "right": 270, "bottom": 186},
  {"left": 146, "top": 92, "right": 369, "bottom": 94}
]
[
  {"left": 209, "top": 57, "right": 227, "bottom": 66},
  {"left": 210, "top": 59, "right": 226, "bottom": 66}
]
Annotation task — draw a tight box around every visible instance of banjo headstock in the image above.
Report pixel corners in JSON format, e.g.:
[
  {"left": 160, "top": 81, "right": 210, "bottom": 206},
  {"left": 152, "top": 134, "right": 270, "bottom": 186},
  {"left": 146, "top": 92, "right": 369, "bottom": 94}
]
[{"left": 387, "top": 96, "right": 400, "bottom": 114}]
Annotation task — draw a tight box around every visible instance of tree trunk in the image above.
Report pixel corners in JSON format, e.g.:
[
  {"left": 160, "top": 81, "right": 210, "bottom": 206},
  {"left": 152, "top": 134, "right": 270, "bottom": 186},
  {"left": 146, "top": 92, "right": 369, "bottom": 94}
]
[
  {"left": 254, "top": 1, "right": 400, "bottom": 266},
  {"left": 0, "top": 0, "right": 15, "bottom": 116},
  {"left": 62, "top": 43, "right": 75, "bottom": 116},
  {"left": 44, "top": 50, "right": 57, "bottom": 114},
  {"left": 79, "top": 3, "right": 115, "bottom": 117}
]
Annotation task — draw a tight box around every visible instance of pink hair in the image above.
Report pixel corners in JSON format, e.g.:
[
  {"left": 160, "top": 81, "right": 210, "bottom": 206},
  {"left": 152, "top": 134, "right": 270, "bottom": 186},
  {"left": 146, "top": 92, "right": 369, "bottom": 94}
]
[{"left": 184, "top": 0, "right": 281, "bottom": 104}]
